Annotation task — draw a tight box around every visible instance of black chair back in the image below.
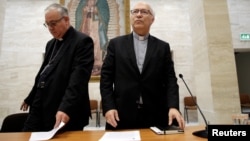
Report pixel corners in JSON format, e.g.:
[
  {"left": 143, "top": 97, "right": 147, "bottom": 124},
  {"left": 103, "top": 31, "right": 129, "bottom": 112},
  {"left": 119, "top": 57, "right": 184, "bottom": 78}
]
[{"left": 1, "top": 113, "right": 28, "bottom": 132}]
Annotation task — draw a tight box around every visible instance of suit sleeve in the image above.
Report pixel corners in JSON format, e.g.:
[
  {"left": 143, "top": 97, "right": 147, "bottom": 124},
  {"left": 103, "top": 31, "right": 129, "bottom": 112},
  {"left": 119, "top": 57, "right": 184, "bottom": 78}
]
[
  {"left": 100, "top": 39, "right": 116, "bottom": 115},
  {"left": 58, "top": 36, "right": 94, "bottom": 115},
  {"left": 164, "top": 43, "right": 179, "bottom": 109}
]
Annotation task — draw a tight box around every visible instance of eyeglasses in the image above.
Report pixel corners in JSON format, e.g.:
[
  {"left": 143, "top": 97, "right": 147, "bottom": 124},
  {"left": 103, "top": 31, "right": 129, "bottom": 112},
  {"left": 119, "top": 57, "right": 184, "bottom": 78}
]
[
  {"left": 43, "top": 17, "right": 64, "bottom": 28},
  {"left": 130, "top": 9, "right": 152, "bottom": 15}
]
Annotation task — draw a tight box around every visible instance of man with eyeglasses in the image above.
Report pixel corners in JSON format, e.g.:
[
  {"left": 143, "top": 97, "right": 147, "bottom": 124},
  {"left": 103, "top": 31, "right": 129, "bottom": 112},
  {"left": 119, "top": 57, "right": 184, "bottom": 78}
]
[
  {"left": 20, "top": 3, "right": 94, "bottom": 131},
  {"left": 100, "top": 1, "right": 185, "bottom": 130}
]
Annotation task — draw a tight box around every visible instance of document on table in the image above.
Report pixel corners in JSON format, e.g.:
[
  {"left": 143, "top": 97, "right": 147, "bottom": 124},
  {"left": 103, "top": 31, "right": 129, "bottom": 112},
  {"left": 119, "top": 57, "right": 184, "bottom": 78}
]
[
  {"left": 29, "top": 122, "right": 65, "bottom": 141},
  {"left": 99, "top": 130, "right": 141, "bottom": 141},
  {"left": 150, "top": 126, "right": 184, "bottom": 135}
]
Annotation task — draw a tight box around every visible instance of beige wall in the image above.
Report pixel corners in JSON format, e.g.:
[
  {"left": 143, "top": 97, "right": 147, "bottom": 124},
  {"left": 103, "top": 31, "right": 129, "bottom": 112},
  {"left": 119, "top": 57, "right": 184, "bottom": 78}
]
[{"left": 0, "top": 0, "right": 250, "bottom": 127}]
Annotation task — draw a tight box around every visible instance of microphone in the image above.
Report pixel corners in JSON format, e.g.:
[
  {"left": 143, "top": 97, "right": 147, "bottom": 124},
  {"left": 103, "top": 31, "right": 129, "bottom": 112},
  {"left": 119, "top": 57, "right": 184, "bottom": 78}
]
[{"left": 179, "top": 74, "right": 208, "bottom": 138}]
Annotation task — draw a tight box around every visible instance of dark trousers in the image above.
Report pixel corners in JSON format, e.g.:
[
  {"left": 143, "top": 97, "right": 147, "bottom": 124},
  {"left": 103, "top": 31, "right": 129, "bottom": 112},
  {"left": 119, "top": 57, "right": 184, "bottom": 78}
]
[{"left": 22, "top": 90, "right": 84, "bottom": 132}]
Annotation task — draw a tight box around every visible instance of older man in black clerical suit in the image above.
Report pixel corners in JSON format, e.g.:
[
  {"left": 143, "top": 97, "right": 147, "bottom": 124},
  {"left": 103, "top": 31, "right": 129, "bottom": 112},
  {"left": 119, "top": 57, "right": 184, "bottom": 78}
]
[
  {"left": 100, "top": 1, "right": 185, "bottom": 130},
  {"left": 20, "top": 3, "right": 94, "bottom": 132}
]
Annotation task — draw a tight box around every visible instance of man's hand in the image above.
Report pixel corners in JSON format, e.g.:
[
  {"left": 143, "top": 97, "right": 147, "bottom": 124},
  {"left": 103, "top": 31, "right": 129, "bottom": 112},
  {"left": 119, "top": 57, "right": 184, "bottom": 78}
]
[
  {"left": 20, "top": 101, "right": 29, "bottom": 111},
  {"left": 54, "top": 111, "right": 70, "bottom": 128},
  {"left": 168, "top": 108, "right": 185, "bottom": 130},
  {"left": 105, "top": 109, "right": 120, "bottom": 128}
]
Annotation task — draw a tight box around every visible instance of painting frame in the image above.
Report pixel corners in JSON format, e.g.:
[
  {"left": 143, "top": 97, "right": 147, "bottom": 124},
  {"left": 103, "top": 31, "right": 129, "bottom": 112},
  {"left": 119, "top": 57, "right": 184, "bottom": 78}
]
[{"left": 60, "top": 0, "right": 130, "bottom": 82}]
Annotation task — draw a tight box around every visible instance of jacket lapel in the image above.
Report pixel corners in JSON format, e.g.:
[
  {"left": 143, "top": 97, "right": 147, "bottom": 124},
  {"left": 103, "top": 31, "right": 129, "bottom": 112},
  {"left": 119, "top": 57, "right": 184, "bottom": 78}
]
[
  {"left": 50, "top": 41, "right": 68, "bottom": 65},
  {"left": 127, "top": 33, "right": 141, "bottom": 74},
  {"left": 41, "top": 31, "right": 73, "bottom": 79},
  {"left": 141, "top": 35, "right": 155, "bottom": 74}
]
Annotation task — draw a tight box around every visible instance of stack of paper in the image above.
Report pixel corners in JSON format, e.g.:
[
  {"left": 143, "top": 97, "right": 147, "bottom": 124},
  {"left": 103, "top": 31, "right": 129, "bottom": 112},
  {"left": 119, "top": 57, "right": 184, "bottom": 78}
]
[{"left": 99, "top": 130, "right": 141, "bottom": 141}]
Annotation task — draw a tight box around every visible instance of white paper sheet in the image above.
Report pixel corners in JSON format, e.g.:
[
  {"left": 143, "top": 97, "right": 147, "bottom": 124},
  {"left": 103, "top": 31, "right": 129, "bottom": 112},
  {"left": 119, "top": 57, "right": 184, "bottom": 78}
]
[
  {"left": 98, "top": 130, "right": 141, "bottom": 141},
  {"left": 29, "top": 122, "right": 65, "bottom": 141}
]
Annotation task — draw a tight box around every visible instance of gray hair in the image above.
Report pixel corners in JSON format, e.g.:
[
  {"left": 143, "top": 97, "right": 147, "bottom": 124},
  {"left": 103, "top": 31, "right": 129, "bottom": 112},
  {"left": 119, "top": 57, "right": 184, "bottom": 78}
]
[
  {"left": 131, "top": 1, "right": 155, "bottom": 17},
  {"left": 44, "top": 3, "right": 68, "bottom": 17},
  {"left": 147, "top": 3, "right": 155, "bottom": 17}
]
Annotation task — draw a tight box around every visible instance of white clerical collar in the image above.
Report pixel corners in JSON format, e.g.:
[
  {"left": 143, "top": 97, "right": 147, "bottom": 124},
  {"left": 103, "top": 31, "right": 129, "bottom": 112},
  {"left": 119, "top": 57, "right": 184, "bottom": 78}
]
[
  {"left": 58, "top": 38, "right": 63, "bottom": 41},
  {"left": 133, "top": 32, "right": 149, "bottom": 41}
]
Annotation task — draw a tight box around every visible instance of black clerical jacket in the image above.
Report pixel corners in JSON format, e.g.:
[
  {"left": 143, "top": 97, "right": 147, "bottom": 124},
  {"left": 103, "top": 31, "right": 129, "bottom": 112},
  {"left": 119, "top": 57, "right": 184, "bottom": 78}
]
[
  {"left": 100, "top": 33, "right": 180, "bottom": 127},
  {"left": 24, "top": 26, "right": 94, "bottom": 130}
]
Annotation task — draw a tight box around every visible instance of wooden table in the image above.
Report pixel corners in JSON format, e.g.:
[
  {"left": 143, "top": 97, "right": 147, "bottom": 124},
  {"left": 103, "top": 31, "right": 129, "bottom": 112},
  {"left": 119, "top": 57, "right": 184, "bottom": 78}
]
[{"left": 0, "top": 125, "right": 207, "bottom": 141}]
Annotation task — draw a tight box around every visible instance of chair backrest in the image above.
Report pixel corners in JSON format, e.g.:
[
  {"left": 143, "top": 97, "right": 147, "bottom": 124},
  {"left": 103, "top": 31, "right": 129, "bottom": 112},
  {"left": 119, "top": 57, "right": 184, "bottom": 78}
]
[
  {"left": 0, "top": 113, "right": 28, "bottom": 132},
  {"left": 184, "top": 96, "right": 197, "bottom": 107},
  {"left": 99, "top": 100, "right": 102, "bottom": 111},
  {"left": 90, "top": 99, "right": 98, "bottom": 112},
  {"left": 239, "top": 94, "right": 250, "bottom": 104}
]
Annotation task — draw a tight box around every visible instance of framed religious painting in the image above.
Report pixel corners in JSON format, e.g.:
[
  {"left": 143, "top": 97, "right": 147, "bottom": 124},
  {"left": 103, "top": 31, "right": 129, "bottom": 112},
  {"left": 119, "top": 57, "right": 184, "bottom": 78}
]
[{"left": 60, "top": 0, "right": 131, "bottom": 82}]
